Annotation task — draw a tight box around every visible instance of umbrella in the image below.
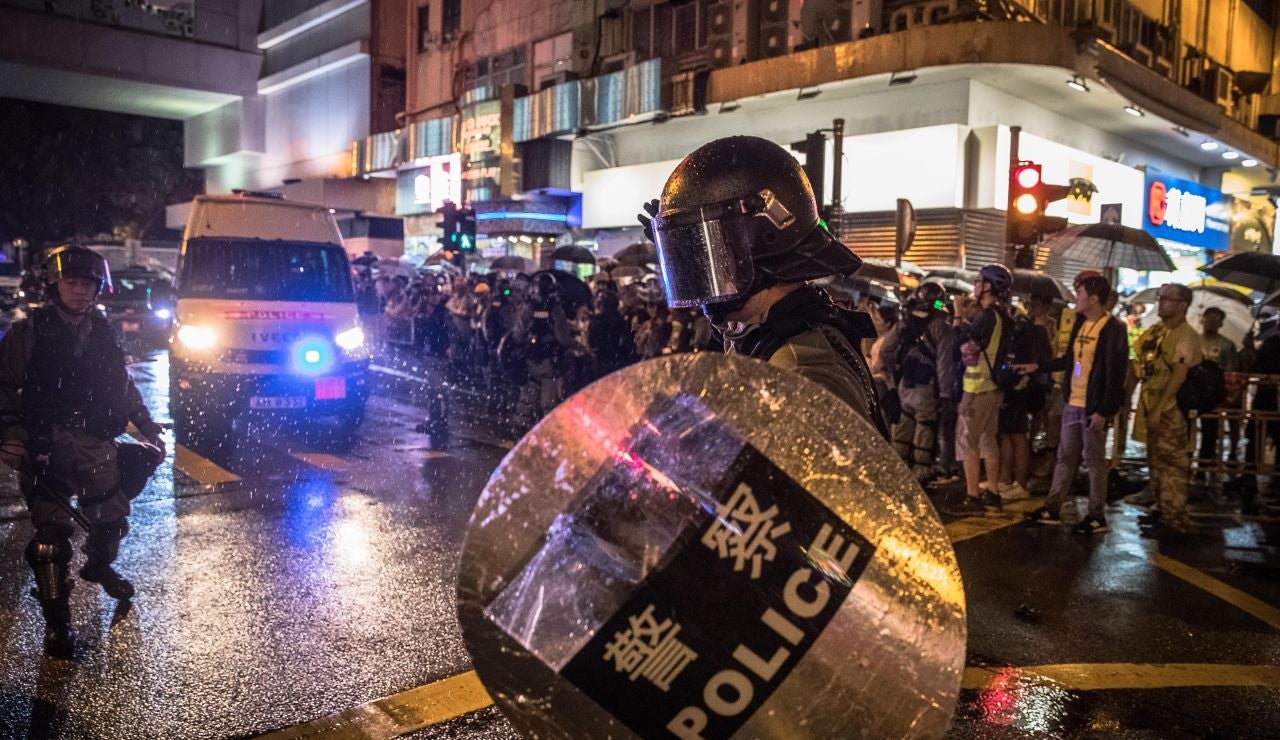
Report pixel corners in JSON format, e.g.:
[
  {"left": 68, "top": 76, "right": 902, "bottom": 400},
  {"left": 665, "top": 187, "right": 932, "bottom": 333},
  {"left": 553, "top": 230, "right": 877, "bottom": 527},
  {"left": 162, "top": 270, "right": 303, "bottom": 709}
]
[
  {"left": 1130, "top": 283, "right": 1252, "bottom": 308},
  {"left": 1201, "top": 252, "right": 1280, "bottom": 295},
  {"left": 1011, "top": 269, "right": 1071, "bottom": 302},
  {"left": 614, "top": 242, "right": 658, "bottom": 267},
  {"left": 490, "top": 255, "right": 532, "bottom": 273},
  {"left": 534, "top": 269, "right": 593, "bottom": 314},
  {"left": 1041, "top": 222, "right": 1175, "bottom": 272},
  {"left": 1139, "top": 291, "right": 1252, "bottom": 348},
  {"left": 609, "top": 265, "right": 650, "bottom": 284},
  {"left": 551, "top": 245, "right": 595, "bottom": 264},
  {"left": 921, "top": 268, "right": 977, "bottom": 295},
  {"left": 852, "top": 259, "right": 922, "bottom": 290}
]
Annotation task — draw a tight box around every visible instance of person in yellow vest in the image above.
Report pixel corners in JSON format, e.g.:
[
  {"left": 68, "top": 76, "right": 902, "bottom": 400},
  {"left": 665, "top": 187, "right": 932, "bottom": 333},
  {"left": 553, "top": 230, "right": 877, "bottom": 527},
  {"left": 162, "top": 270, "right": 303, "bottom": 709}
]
[
  {"left": 1132, "top": 283, "right": 1202, "bottom": 535},
  {"left": 946, "top": 264, "right": 1012, "bottom": 515}
]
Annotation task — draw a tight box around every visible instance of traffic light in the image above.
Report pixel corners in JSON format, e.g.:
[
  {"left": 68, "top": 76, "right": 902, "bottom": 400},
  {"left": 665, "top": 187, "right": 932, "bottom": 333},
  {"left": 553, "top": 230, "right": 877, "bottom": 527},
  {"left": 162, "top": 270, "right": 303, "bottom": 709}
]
[
  {"left": 457, "top": 208, "right": 476, "bottom": 251},
  {"left": 438, "top": 201, "right": 460, "bottom": 251},
  {"left": 1006, "top": 161, "right": 1071, "bottom": 246},
  {"left": 790, "top": 132, "right": 826, "bottom": 215}
]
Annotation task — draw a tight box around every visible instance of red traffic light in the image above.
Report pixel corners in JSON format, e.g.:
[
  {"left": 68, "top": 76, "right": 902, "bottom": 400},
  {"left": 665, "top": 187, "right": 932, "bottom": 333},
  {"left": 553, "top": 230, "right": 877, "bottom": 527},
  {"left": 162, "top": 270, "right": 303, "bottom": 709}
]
[{"left": 1013, "top": 164, "right": 1041, "bottom": 189}]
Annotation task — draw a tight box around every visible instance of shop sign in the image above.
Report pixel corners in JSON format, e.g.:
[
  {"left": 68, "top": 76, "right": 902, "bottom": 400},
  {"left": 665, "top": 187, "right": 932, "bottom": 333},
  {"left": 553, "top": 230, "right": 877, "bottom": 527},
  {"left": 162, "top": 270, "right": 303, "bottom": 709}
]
[
  {"left": 460, "top": 93, "right": 515, "bottom": 201},
  {"left": 1143, "top": 172, "right": 1231, "bottom": 251},
  {"left": 396, "top": 153, "right": 462, "bottom": 216}
]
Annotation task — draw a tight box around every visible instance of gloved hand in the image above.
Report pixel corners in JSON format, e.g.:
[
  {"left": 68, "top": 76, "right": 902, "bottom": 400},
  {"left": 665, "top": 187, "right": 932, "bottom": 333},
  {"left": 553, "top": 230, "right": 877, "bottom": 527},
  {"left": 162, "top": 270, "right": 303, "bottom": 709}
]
[
  {"left": 1, "top": 439, "right": 26, "bottom": 470},
  {"left": 636, "top": 199, "right": 659, "bottom": 244}
]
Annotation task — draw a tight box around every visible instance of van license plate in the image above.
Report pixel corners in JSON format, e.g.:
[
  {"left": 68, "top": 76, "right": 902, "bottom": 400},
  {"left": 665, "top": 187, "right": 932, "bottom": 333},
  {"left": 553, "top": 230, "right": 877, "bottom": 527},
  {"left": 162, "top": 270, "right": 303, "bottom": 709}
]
[
  {"left": 314, "top": 377, "right": 347, "bottom": 400},
  {"left": 250, "top": 396, "right": 306, "bottom": 410},
  {"left": 122, "top": 322, "right": 140, "bottom": 332}
]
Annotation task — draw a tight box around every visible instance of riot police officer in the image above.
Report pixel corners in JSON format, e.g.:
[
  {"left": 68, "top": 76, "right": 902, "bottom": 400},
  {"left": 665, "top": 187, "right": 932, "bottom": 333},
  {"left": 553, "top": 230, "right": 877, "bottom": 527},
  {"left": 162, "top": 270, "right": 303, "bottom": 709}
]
[
  {"left": 639, "top": 135, "right": 884, "bottom": 434},
  {"left": 889, "top": 282, "right": 952, "bottom": 481},
  {"left": 0, "top": 245, "right": 166, "bottom": 658}
]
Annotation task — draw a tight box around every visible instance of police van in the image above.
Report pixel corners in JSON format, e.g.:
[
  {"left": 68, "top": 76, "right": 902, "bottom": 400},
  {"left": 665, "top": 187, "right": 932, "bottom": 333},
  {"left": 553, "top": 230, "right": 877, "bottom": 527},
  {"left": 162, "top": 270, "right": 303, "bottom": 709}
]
[{"left": 171, "top": 192, "right": 369, "bottom": 453}]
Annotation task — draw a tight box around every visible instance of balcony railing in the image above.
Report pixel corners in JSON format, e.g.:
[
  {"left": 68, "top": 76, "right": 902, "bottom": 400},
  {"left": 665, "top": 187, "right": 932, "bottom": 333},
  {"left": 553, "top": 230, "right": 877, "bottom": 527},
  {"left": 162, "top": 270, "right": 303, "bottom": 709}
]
[{"left": 5, "top": 0, "right": 193, "bottom": 39}]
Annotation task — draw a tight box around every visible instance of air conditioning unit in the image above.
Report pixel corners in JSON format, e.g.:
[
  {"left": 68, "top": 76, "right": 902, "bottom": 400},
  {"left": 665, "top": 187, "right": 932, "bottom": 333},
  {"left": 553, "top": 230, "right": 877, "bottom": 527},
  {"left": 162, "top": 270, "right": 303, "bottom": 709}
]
[
  {"left": 887, "top": 0, "right": 955, "bottom": 32},
  {"left": 798, "top": 0, "right": 855, "bottom": 47},
  {"left": 756, "top": 0, "right": 802, "bottom": 60},
  {"left": 1205, "top": 62, "right": 1235, "bottom": 111},
  {"left": 707, "top": 0, "right": 748, "bottom": 68}
]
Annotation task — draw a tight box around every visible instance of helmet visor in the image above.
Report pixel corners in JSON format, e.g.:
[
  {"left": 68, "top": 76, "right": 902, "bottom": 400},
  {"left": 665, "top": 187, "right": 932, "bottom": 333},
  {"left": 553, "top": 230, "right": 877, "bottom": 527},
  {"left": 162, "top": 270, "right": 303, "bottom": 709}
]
[{"left": 652, "top": 208, "right": 755, "bottom": 308}]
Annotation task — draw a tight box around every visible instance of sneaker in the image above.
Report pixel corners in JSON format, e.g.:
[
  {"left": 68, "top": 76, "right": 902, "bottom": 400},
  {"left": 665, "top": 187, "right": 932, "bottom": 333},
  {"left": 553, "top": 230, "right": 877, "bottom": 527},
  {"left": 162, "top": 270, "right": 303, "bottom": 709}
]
[
  {"left": 1072, "top": 516, "right": 1109, "bottom": 535},
  {"left": 944, "top": 495, "right": 988, "bottom": 516},
  {"left": 981, "top": 491, "right": 1004, "bottom": 511},
  {"left": 927, "top": 473, "right": 961, "bottom": 488},
  {"left": 79, "top": 564, "right": 135, "bottom": 601},
  {"left": 1023, "top": 506, "right": 1061, "bottom": 525},
  {"left": 999, "top": 482, "right": 1031, "bottom": 501}
]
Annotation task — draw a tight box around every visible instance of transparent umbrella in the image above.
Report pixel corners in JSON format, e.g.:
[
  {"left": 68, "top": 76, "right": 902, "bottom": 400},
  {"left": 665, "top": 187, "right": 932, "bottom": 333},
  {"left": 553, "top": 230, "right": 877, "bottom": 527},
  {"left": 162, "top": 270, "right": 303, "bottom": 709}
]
[{"left": 1042, "top": 222, "right": 1175, "bottom": 271}]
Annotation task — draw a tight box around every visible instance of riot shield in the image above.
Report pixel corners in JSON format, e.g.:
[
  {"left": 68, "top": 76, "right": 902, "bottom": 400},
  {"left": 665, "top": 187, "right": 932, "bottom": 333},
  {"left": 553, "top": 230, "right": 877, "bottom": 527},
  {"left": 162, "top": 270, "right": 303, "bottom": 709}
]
[{"left": 457, "top": 353, "right": 965, "bottom": 739}]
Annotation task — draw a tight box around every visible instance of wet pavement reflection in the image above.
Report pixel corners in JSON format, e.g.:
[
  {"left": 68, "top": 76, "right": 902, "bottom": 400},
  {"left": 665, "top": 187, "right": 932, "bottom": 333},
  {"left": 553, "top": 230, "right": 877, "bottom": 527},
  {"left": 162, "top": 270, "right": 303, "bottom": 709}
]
[{"left": 0, "top": 348, "right": 1276, "bottom": 738}]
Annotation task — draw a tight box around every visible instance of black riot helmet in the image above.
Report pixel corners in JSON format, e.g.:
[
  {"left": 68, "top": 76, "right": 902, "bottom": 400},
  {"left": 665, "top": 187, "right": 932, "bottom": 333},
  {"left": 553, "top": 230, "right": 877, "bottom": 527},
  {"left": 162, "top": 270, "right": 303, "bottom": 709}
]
[
  {"left": 647, "top": 136, "right": 862, "bottom": 309},
  {"left": 912, "top": 281, "right": 947, "bottom": 312},
  {"left": 42, "top": 245, "right": 112, "bottom": 296}
]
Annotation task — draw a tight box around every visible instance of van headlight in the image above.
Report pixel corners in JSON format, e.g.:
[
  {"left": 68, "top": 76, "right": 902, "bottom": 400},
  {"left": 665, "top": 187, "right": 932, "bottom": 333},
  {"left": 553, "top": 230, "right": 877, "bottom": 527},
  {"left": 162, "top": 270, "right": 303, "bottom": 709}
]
[
  {"left": 176, "top": 324, "right": 217, "bottom": 351},
  {"left": 154, "top": 307, "right": 172, "bottom": 320},
  {"left": 335, "top": 326, "right": 365, "bottom": 351}
]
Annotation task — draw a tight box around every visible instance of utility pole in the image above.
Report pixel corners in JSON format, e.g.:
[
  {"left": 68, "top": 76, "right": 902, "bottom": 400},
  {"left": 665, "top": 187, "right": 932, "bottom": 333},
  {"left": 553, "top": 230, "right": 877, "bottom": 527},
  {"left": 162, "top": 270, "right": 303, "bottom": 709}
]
[{"left": 829, "top": 118, "right": 844, "bottom": 234}]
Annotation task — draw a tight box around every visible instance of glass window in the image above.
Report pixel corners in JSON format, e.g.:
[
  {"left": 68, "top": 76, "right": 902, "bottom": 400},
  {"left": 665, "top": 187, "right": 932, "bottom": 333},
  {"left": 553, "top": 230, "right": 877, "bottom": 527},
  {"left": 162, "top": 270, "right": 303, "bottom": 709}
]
[
  {"left": 442, "top": 0, "right": 461, "bottom": 40},
  {"left": 180, "top": 240, "right": 355, "bottom": 303},
  {"left": 417, "top": 4, "right": 430, "bottom": 52}
]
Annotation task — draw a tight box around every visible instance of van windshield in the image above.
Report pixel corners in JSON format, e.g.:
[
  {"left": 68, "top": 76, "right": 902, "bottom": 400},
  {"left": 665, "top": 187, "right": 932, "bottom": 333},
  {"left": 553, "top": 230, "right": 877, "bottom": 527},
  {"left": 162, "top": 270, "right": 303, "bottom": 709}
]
[{"left": 180, "top": 239, "right": 354, "bottom": 302}]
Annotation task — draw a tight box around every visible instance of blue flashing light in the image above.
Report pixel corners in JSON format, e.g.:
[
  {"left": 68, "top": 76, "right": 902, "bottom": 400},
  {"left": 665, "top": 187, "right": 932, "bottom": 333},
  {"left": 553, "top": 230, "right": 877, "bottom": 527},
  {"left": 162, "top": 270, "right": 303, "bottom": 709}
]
[
  {"left": 475, "top": 212, "right": 567, "bottom": 222},
  {"left": 292, "top": 336, "right": 335, "bottom": 376}
]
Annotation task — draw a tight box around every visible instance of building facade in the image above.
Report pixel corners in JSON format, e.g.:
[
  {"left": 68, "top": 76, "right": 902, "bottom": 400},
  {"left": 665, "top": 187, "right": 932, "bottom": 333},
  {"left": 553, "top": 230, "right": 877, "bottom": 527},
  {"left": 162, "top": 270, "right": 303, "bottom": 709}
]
[{"left": 360, "top": 0, "right": 1280, "bottom": 278}]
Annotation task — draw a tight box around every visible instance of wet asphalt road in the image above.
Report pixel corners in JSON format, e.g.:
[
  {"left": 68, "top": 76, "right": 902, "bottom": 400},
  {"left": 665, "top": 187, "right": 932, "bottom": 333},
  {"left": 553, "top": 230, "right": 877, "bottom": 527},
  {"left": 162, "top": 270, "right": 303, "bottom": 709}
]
[{"left": 0, "top": 347, "right": 1278, "bottom": 738}]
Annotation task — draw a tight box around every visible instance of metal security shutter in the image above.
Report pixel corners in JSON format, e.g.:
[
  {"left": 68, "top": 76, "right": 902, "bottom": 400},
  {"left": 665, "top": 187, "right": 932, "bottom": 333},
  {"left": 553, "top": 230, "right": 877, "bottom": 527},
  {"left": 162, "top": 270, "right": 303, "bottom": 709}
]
[{"left": 836, "top": 208, "right": 1014, "bottom": 272}]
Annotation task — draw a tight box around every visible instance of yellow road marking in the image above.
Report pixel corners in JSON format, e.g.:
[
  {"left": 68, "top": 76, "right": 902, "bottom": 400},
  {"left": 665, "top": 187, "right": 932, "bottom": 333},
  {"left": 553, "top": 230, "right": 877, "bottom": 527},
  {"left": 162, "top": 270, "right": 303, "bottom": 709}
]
[
  {"left": 962, "top": 663, "right": 1280, "bottom": 691},
  {"left": 259, "top": 670, "right": 492, "bottom": 740},
  {"left": 174, "top": 444, "right": 240, "bottom": 486},
  {"left": 290, "top": 451, "right": 352, "bottom": 472},
  {"left": 1152, "top": 553, "right": 1280, "bottom": 631},
  {"left": 945, "top": 497, "right": 1044, "bottom": 543}
]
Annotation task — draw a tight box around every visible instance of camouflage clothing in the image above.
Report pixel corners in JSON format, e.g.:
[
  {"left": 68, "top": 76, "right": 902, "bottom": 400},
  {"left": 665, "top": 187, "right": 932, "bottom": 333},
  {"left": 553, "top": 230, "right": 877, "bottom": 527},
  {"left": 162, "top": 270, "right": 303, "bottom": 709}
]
[{"left": 1146, "top": 403, "right": 1190, "bottom": 531}]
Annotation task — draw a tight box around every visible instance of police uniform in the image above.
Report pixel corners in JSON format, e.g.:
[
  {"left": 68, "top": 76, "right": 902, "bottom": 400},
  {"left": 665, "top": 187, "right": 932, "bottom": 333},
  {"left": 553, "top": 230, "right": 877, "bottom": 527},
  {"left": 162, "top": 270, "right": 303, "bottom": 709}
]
[
  {"left": 1134, "top": 319, "right": 1203, "bottom": 532},
  {"left": 0, "top": 246, "right": 163, "bottom": 657},
  {"left": 640, "top": 136, "right": 884, "bottom": 436}
]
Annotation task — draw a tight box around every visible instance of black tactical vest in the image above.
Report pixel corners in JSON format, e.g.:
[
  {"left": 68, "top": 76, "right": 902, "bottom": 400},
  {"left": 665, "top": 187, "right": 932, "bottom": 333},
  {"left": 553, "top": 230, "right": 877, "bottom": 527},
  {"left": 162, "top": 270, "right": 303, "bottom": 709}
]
[{"left": 21, "top": 306, "right": 131, "bottom": 439}]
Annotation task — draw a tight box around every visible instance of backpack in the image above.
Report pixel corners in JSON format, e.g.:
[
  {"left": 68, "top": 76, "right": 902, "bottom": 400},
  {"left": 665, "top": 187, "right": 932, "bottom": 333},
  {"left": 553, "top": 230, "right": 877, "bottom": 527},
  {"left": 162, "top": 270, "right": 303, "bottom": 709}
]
[
  {"left": 991, "top": 314, "right": 1052, "bottom": 409},
  {"left": 1178, "top": 359, "right": 1227, "bottom": 415}
]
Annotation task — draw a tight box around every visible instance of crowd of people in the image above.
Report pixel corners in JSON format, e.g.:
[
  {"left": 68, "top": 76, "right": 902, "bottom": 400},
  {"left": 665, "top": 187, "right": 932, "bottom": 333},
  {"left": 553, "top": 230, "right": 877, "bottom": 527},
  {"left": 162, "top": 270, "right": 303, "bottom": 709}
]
[
  {"left": 356, "top": 254, "right": 1277, "bottom": 540},
  {"left": 355, "top": 266, "right": 719, "bottom": 426},
  {"left": 873, "top": 263, "right": 1276, "bottom": 538}
]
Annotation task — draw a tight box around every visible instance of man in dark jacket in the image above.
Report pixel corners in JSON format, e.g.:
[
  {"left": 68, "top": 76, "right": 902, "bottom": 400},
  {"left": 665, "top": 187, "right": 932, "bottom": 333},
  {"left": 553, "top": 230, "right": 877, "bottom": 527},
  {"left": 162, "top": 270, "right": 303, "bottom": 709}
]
[
  {"left": 0, "top": 246, "right": 165, "bottom": 658},
  {"left": 1019, "top": 274, "right": 1128, "bottom": 534},
  {"left": 639, "top": 136, "right": 884, "bottom": 435}
]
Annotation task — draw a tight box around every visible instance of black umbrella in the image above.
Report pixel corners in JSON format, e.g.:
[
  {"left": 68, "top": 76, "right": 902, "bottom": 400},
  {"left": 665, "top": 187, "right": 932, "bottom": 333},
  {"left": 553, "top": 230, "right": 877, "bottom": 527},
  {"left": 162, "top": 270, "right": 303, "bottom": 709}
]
[
  {"left": 1042, "top": 222, "right": 1175, "bottom": 271},
  {"left": 922, "top": 268, "right": 977, "bottom": 295},
  {"left": 534, "top": 269, "right": 593, "bottom": 314},
  {"left": 1201, "top": 252, "right": 1280, "bottom": 295},
  {"left": 1011, "top": 269, "right": 1071, "bottom": 302},
  {"left": 551, "top": 245, "right": 596, "bottom": 264},
  {"left": 490, "top": 255, "right": 532, "bottom": 272},
  {"left": 614, "top": 242, "right": 658, "bottom": 267}
]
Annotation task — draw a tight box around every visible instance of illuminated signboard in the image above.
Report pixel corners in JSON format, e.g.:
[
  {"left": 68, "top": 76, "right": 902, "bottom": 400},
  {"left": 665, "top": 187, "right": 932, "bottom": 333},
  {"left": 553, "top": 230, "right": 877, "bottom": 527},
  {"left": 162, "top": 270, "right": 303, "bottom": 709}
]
[
  {"left": 1142, "top": 172, "right": 1231, "bottom": 251},
  {"left": 396, "top": 153, "right": 462, "bottom": 216},
  {"left": 460, "top": 93, "right": 514, "bottom": 202}
]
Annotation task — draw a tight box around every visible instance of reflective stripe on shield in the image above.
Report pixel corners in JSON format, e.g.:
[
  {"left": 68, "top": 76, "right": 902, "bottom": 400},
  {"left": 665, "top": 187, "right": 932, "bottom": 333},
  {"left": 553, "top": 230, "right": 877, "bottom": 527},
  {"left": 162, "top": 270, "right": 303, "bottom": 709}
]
[{"left": 456, "top": 353, "right": 966, "bottom": 739}]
